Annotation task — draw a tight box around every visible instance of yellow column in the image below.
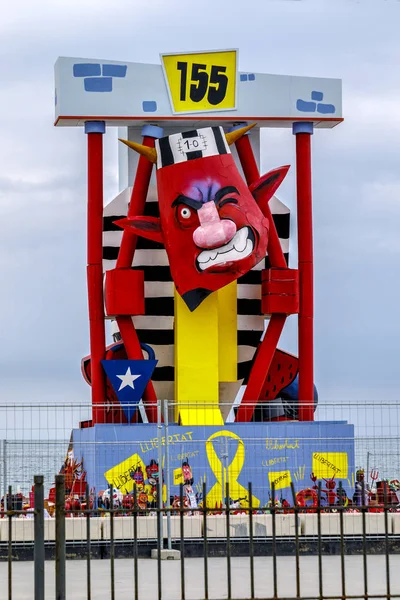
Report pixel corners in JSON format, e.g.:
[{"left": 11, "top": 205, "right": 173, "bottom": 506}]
[
  {"left": 217, "top": 281, "right": 238, "bottom": 382},
  {"left": 174, "top": 289, "right": 223, "bottom": 425}
]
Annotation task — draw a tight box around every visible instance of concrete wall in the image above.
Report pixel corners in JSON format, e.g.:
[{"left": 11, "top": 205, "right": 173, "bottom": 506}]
[{"left": 1, "top": 513, "right": 399, "bottom": 542}]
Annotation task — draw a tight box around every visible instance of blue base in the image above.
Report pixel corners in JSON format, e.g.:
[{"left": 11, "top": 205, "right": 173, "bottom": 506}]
[{"left": 71, "top": 421, "right": 355, "bottom": 507}]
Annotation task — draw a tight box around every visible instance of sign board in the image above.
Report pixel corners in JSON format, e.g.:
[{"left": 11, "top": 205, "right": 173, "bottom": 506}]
[
  {"left": 268, "top": 469, "right": 292, "bottom": 491},
  {"left": 54, "top": 52, "right": 343, "bottom": 128},
  {"left": 161, "top": 49, "right": 237, "bottom": 114},
  {"left": 72, "top": 421, "right": 355, "bottom": 508},
  {"left": 312, "top": 452, "right": 349, "bottom": 479}
]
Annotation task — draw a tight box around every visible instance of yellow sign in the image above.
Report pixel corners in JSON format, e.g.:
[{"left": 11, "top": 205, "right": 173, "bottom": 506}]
[
  {"left": 105, "top": 453, "right": 167, "bottom": 502},
  {"left": 104, "top": 453, "right": 147, "bottom": 495},
  {"left": 174, "top": 467, "right": 184, "bottom": 486},
  {"left": 268, "top": 470, "right": 292, "bottom": 491},
  {"left": 312, "top": 452, "right": 348, "bottom": 479},
  {"left": 161, "top": 49, "right": 237, "bottom": 114}
]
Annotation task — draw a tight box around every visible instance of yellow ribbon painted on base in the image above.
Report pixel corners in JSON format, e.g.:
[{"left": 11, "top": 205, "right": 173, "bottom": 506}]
[{"left": 205, "top": 430, "right": 260, "bottom": 508}]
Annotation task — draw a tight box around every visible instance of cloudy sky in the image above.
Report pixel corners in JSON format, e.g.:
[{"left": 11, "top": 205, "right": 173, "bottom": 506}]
[{"left": 0, "top": 0, "right": 398, "bottom": 418}]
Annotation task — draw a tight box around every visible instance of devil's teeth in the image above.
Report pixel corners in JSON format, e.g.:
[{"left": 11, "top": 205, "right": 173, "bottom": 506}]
[
  {"left": 233, "top": 227, "right": 247, "bottom": 252},
  {"left": 197, "top": 227, "right": 254, "bottom": 271}
]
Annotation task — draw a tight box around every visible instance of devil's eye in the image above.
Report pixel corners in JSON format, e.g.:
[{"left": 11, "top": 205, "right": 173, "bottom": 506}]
[
  {"left": 176, "top": 203, "right": 199, "bottom": 227},
  {"left": 180, "top": 207, "right": 192, "bottom": 219}
]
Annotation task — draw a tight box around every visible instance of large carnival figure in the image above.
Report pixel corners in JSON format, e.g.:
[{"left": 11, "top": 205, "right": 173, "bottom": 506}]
[{"left": 98, "top": 123, "right": 312, "bottom": 425}]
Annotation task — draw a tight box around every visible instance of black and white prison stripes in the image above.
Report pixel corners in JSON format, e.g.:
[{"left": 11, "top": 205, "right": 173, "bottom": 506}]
[
  {"left": 155, "top": 127, "right": 230, "bottom": 170},
  {"left": 102, "top": 186, "right": 290, "bottom": 401}
]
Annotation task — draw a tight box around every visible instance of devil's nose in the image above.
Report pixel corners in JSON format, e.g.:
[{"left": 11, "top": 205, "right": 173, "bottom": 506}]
[
  {"left": 193, "top": 221, "right": 236, "bottom": 249},
  {"left": 193, "top": 202, "right": 237, "bottom": 249}
]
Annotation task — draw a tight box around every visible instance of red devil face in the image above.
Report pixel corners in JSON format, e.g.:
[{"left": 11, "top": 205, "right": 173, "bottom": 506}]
[
  {"left": 156, "top": 153, "right": 269, "bottom": 310},
  {"left": 116, "top": 126, "right": 289, "bottom": 311}
]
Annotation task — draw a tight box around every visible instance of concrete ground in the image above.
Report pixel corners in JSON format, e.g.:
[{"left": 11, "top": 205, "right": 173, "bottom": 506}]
[{"left": 1, "top": 555, "right": 400, "bottom": 599}]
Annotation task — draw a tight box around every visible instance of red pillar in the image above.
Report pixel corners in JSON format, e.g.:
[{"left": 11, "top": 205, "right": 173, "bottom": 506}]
[
  {"left": 293, "top": 122, "right": 314, "bottom": 421},
  {"left": 233, "top": 126, "right": 287, "bottom": 422},
  {"left": 234, "top": 129, "right": 260, "bottom": 185},
  {"left": 116, "top": 127, "right": 159, "bottom": 269},
  {"left": 85, "top": 121, "right": 107, "bottom": 424},
  {"left": 115, "top": 124, "right": 163, "bottom": 423}
]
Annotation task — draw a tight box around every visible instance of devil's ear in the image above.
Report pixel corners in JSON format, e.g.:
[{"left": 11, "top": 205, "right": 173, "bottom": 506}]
[
  {"left": 114, "top": 216, "right": 164, "bottom": 244},
  {"left": 250, "top": 166, "right": 290, "bottom": 210}
]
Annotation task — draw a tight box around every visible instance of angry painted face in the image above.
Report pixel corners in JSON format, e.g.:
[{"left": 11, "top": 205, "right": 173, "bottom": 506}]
[
  {"left": 155, "top": 133, "right": 269, "bottom": 309},
  {"left": 116, "top": 125, "right": 288, "bottom": 311}
]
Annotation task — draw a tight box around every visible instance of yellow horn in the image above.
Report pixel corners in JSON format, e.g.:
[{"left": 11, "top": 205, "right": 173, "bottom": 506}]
[
  {"left": 225, "top": 123, "right": 256, "bottom": 146},
  {"left": 118, "top": 138, "right": 158, "bottom": 163}
]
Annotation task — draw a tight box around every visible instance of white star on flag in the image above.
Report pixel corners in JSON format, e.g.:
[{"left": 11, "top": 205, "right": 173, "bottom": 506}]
[{"left": 116, "top": 367, "right": 141, "bottom": 391}]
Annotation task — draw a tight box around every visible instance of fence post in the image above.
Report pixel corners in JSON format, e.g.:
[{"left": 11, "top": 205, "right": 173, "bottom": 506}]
[
  {"left": 8, "top": 485, "right": 12, "bottom": 600},
  {"left": 55, "top": 474, "right": 66, "bottom": 600},
  {"left": 3, "top": 440, "right": 7, "bottom": 510},
  {"left": 163, "top": 399, "right": 172, "bottom": 550},
  {"left": 157, "top": 400, "right": 164, "bottom": 551},
  {"left": 34, "top": 475, "right": 45, "bottom": 600}
]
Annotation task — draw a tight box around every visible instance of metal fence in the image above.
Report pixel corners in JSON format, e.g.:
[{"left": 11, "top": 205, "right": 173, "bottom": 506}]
[
  {"left": 1, "top": 399, "right": 400, "bottom": 496},
  {"left": 2, "top": 475, "right": 400, "bottom": 599},
  {"left": 1, "top": 401, "right": 400, "bottom": 599}
]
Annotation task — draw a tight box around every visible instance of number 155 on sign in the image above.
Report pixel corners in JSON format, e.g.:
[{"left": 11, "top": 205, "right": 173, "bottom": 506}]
[{"left": 161, "top": 50, "right": 237, "bottom": 114}]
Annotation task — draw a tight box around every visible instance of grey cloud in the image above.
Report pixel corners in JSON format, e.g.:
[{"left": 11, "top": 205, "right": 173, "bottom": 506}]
[{"left": 1, "top": 0, "right": 400, "bottom": 406}]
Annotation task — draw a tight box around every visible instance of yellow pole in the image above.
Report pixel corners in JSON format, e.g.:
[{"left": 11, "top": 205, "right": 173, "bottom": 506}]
[{"left": 174, "top": 290, "right": 223, "bottom": 425}]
